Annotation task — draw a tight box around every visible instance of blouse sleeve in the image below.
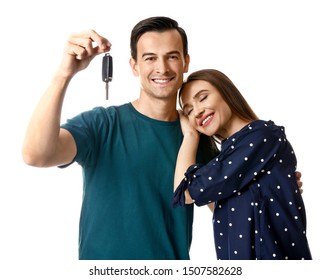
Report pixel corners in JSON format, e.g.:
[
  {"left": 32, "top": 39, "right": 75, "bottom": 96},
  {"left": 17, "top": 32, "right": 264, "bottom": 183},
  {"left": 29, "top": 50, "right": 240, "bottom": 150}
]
[
  {"left": 172, "top": 164, "right": 203, "bottom": 207},
  {"left": 178, "top": 121, "right": 295, "bottom": 207}
]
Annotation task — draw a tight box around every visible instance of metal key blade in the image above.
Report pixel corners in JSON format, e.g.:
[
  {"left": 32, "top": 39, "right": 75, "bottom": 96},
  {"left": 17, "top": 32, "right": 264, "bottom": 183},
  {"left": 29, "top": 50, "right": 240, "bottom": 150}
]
[{"left": 106, "top": 82, "right": 109, "bottom": 100}]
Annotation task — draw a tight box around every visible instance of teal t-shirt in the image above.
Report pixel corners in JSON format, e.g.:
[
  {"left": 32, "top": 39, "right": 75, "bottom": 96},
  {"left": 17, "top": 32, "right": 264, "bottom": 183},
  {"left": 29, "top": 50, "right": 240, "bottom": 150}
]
[{"left": 61, "top": 103, "right": 194, "bottom": 259}]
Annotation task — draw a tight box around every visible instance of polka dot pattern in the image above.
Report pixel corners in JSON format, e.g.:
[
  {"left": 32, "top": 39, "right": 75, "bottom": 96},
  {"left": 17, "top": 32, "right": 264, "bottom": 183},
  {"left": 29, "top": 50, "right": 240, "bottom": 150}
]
[{"left": 173, "top": 120, "right": 312, "bottom": 260}]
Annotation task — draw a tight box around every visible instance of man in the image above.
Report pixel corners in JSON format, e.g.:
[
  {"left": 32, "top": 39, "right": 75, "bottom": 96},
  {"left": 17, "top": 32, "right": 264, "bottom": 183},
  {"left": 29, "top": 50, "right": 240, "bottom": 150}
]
[
  {"left": 22, "top": 16, "right": 301, "bottom": 260},
  {"left": 22, "top": 17, "right": 197, "bottom": 260}
]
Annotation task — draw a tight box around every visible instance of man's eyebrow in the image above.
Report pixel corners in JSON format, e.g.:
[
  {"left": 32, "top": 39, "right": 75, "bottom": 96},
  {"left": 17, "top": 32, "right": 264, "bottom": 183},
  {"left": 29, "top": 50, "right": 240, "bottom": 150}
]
[
  {"left": 142, "top": 50, "right": 181, "bottom": 58},
  {"left": 142, "top": 52, "right": 156, "bottom": 58},
  {"left": 167, "top": 50, "right": 181, "bottom": 56}
]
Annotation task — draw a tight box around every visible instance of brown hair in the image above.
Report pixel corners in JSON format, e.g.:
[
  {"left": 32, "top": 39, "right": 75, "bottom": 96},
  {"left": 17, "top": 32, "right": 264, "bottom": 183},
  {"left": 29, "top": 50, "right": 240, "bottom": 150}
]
[
  {"left": 130, "top": 16, "right": 188, "bottom": 61},
  {"left": 179, "top": 69, "right": 258, "bottom": 123}
]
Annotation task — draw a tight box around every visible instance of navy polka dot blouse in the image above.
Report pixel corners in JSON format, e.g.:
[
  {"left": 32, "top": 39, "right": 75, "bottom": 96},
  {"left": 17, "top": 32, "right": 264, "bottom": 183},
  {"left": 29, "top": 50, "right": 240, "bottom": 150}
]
[{"left": 173, "top": 120, "right": 312, "bottom": 260}]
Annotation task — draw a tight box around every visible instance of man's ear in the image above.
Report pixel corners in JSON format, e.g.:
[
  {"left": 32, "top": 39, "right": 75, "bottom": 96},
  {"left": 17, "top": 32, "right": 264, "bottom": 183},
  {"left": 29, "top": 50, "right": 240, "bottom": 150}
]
[
  {"left": 184, "top": 54, "right": 190, "bottom": 73},
  {"left": 129, "top": 58, "right": 139, "bottom": 77}
]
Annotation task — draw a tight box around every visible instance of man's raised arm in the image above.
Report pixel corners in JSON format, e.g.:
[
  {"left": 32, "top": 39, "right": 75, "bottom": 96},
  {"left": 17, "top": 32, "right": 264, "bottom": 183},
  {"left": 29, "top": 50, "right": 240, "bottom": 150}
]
[{"left": 22, "top": 30, "right": 111, "bottom": 167}]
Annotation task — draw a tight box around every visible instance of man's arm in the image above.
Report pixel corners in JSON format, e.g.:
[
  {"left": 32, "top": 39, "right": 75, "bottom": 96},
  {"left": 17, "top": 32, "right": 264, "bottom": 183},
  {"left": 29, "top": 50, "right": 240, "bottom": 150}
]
[{"left": 22, "top": 30, "right": 111, "bottom": 167}]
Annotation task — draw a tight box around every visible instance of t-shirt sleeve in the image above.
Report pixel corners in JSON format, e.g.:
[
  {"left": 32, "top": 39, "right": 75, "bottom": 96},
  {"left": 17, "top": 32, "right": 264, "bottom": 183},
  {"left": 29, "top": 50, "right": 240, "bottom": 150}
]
[{"left": 60, "top": 107, "right": 109, "bottom": 167}]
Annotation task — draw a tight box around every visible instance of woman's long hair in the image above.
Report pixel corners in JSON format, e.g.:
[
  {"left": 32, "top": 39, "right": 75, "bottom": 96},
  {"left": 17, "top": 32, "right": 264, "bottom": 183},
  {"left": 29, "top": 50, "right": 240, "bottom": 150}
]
[
  {"left": 179, "top": 69, "right": 258, "bottom": 123},
  {"left": 179, "top": 69, "right": 258, "bottom": 158}
]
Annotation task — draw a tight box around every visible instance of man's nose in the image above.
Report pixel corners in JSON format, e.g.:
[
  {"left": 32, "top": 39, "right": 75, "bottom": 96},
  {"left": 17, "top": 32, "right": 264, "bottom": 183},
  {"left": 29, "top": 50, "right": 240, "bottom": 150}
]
[{"left": 156, "top": 59, "right": 169, "bottom": 73}]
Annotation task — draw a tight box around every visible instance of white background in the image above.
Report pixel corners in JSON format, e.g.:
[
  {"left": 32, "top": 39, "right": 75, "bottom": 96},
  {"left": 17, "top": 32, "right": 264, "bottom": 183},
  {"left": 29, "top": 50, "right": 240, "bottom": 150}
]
[{"left": 0, "top": 0, "right": 329, "bottom": 279}]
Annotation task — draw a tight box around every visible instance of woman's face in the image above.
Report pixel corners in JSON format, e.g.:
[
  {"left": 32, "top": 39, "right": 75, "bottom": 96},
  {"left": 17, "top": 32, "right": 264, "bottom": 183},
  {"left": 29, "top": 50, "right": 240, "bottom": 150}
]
[{"left": 181, "top": 80, "right": 233, "bottom": 138}]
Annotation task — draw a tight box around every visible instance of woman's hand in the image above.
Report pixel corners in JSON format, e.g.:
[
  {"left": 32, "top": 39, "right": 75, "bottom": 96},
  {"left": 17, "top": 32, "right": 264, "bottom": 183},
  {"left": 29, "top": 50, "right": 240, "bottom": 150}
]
[{"left": 178, "top": 110, "right": 199, "bottom": 139}]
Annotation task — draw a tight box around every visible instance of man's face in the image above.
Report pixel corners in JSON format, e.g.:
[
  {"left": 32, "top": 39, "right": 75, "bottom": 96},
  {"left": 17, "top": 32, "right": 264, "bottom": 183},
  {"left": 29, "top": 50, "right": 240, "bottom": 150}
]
[{"left": 130, "top": 29, "right": 190, "bottom": 101}]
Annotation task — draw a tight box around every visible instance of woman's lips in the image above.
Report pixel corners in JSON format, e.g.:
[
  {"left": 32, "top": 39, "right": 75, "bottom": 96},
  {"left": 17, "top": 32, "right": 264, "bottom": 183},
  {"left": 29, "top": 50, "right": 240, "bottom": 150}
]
[{"left": 200, "top": 113, "right": 214, "bottom": 127}]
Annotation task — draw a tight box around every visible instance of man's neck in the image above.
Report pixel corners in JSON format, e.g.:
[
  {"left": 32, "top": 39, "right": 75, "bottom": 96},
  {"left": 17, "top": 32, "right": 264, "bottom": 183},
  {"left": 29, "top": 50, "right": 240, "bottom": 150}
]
[{"left": 131, "top": 97, "right": 178, "bottom": 121}]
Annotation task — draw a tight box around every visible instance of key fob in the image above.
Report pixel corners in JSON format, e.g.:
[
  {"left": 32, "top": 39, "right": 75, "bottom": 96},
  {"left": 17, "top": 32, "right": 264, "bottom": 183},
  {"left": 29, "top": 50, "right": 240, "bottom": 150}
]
[
  {"left": 102, "top": 53, "right": 113, "bottom": 82},
  {"left": 102, "top": 53, "right": 113, "bottom": 99}
]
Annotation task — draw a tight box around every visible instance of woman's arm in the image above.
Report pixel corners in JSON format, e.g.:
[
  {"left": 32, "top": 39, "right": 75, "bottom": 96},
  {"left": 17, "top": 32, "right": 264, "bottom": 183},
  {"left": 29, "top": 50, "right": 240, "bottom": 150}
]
[{"left": 174, "top": 111, "right": 200, "bottom": 204}]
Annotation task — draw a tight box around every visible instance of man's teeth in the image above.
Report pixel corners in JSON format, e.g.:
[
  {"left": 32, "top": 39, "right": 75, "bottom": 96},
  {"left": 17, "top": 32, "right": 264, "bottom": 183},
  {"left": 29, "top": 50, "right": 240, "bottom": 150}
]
[
  {"left": 154, "top": 79, "right": 169, "bottom": 83},
  {"left": 202, "top": 115, "right": 212, "bottom": 125}
]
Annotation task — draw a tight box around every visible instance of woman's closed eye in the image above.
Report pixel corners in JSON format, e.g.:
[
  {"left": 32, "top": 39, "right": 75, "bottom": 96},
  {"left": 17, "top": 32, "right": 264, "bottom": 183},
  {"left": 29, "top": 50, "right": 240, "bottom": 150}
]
[
  {"left": 199, "top": 94, "right": 207, "bottom": 102},
  {"left": 183, "top": 106, "right": 193, "bottom": 116}
]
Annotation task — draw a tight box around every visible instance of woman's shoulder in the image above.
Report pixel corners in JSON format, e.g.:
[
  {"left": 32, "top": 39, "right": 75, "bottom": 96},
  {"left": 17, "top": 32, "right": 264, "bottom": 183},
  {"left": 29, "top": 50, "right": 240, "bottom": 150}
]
[{"left": 244, "top": 120, "right": 287, "bottom": 144}]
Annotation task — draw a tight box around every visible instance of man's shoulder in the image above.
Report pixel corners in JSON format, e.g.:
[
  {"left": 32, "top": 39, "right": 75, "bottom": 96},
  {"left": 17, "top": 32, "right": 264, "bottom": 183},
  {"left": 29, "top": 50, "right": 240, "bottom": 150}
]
[
  {"left": 94, "top": 102, "right": 131, "bottom": 114},
  {"left": 83, "top": 103, "right": 132, "bottom": 121}
]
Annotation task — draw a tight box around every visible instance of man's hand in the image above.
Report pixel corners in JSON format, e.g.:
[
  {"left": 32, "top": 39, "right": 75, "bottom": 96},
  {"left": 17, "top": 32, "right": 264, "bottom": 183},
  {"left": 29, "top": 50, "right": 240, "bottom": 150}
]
[{"left": 59, "top": 29, "right": 111, "bottom": 78}]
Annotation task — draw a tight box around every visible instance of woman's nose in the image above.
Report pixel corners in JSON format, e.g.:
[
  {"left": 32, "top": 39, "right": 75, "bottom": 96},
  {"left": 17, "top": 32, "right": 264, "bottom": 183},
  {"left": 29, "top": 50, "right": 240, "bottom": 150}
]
[{"left": 194, "top": 107, "right": 204, "bottom": 118}]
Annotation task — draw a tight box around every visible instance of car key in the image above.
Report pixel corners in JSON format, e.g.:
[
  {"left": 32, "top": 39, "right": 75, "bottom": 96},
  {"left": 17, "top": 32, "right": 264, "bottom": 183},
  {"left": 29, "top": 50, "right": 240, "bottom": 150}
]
[{"left": 102, "top": 53, "right": 113, "bottom": 100}]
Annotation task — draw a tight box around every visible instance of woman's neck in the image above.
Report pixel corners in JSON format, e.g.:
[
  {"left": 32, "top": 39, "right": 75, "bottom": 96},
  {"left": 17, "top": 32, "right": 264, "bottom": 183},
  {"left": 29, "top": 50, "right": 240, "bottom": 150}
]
[{"left": 217, "top": 117, "right": 250, "bottom": 140}]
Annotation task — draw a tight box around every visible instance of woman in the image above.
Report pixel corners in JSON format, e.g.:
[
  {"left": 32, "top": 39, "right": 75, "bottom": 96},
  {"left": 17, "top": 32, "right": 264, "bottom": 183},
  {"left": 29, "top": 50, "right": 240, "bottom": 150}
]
[{"left": 173, "top": 69, "right": 312, "bottom": 260}]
